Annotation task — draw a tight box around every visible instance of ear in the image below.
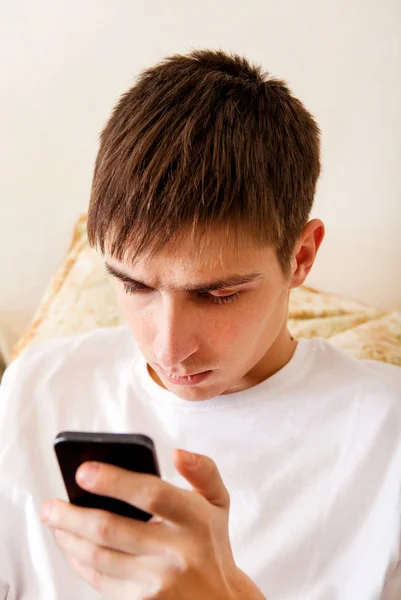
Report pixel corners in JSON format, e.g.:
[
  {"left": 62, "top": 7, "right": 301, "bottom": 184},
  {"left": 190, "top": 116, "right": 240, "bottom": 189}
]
[{"left": 289, "top": 219, "right": 325, "bottom": 289}]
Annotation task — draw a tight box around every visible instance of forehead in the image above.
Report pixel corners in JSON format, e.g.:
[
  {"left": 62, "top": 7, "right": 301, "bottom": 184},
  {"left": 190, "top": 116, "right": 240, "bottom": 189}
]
[
  {"left": 150, "top": 231, "right": 255, "bottom": 269},
  {"left": 107, "top": 227, "right": 278, "bottom": 283}
]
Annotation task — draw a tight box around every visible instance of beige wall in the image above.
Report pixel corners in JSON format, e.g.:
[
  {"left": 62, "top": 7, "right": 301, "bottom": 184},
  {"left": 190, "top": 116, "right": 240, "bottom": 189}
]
[{"left": 1, "top": 0, "right": 400, "bottom": 351}]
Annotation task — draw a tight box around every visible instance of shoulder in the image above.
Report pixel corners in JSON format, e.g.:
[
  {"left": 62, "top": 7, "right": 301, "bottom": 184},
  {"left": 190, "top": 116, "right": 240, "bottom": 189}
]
[
  {"left": 1, "top": 324, "right": 138, "bottom": 391},
  {"left": 0, "top": 325, "right": 141, "bottom": 485},
  {"left": 0, "top": 325, "right": 141, "bottom": 446},
  {"left": 302, "top": 339, "right": 401, "bottom": 462},
  {"left": 304, "top": 337, "right": 401, "bottom": 415},
  {"left": 307, "top": 337, "right": 401, "bottom": 388},
  {"left": 359, "top": 358, "right": 401, "bottom": 388}
]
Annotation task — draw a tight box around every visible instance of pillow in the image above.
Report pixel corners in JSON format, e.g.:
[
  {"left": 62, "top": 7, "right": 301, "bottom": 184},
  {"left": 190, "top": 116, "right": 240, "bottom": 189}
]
[
  {"left": 11, "top": 215, "right": 122, "bottom": 359},
  {"left": 11, "top": 215, "right": 401, "bottom": 366}
]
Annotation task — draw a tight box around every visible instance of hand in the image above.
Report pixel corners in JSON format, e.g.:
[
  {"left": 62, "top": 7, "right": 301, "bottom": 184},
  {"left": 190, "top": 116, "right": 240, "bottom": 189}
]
[{"left": 41, "top": 449, "right": 266, "bottom": 599}]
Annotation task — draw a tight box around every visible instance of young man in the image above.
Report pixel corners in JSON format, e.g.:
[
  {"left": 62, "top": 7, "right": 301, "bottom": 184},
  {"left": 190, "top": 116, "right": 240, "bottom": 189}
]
[{"left": 0, "top": 49, "right": 400, "bottom": 600}]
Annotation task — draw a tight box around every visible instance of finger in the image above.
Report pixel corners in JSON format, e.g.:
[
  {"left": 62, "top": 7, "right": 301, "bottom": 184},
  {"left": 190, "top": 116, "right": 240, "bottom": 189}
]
[
  {"left": 42, "top": 498, "right": 175, "bottom": 556},
  {"left": 55, "top": 529, "right": 165, "bottom": 581},
  {"left": 65, "top": 552, "right": 102, "bottom": 591},
  {"left": 56, "top": 529, "right": 132, "bottom": 579},
  {"left": 65, "top": 548, "right": 163, "bottom": 599},
  {"left": 173, "top": 449, "right": 230, "bottom": 509},
  {"left": 75, "top": 462, "right": 208, "bottom": 526}
]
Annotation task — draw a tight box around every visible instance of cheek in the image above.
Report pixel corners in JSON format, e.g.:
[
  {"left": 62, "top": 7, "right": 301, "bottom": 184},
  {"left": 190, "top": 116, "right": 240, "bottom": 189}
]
[
  {"left": 221, "top": 287, "right": 287, "bottom": 345},
  {"left": 114, "top": 287, "right": 154, "bottom": 340},
  {"left": 206, "top": 304, "right": 259, "bottom": 350},
  {"left": 114, "top": 286, "right": 134, "bottom": 320}
]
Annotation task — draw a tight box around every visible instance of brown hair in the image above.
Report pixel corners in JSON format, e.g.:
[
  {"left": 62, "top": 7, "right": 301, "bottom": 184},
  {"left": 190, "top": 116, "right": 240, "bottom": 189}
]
[{"left": 87, "top": 49, "right": 321, "bottom": 274}]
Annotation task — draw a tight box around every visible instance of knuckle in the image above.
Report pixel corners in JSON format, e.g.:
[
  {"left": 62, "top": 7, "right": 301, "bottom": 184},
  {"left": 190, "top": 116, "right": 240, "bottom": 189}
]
[
  {"left": 148, "top": 575, "right": 177, "bottom": 600},
  {"left": 89, "top": 544, "right": 108, "bottom": 568},
  {"left": 90, "top": 568, "right": 103, "bottom": 592},
  {"left": 171, "top": 541, "right": 206, "bottom": 575},
  {"left": 146, "top": 581, "right": 164, "bottom": 599},
  {"left": 142, "top": 483, "right": 165, "bottom": 513},
  {"left": 173, "top": 554, "right": 193, "bottom": 575},
  {"left": 94, "top": 514, "right": 114, "bottom": 543}
]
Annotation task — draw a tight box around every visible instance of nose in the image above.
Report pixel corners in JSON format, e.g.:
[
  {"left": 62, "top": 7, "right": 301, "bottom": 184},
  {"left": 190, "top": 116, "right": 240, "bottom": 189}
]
[{"left": 154, "top": 293, "right": 199, "bottom": 369}]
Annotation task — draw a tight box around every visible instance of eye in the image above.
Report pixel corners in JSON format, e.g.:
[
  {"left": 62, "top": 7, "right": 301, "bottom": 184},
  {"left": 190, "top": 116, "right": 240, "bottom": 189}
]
[
  {"left": 123, "top": 283, "right": 151, "bottom": 295},
  {"left": 197, "top": 291, "right": 240, "bottom": 305},
  {"left": 212, "top": 293, "right": 239, "bottom": 305},
  {"left": 122, "top": 284, "right": 240, "bottom": 305}
]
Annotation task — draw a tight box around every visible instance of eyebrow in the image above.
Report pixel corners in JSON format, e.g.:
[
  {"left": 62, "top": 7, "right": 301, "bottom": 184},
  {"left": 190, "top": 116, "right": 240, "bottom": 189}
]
[{"left": 104, "top": 262, "right": 263, "bottom": 293}]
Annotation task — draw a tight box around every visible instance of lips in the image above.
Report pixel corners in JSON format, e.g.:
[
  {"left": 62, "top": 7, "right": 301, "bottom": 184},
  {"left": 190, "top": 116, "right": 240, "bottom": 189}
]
[
  {"left": 169, "top": 371, "right": 204, "bottom": 378},
  {"left": 156, "top": 365, "right": 212, "bottom": 387}
]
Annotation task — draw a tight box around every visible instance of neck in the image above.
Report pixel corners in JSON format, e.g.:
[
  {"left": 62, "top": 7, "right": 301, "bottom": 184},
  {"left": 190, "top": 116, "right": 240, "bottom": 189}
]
[{"left": 224, "top": 327, "right": 297, "bottom": 394}]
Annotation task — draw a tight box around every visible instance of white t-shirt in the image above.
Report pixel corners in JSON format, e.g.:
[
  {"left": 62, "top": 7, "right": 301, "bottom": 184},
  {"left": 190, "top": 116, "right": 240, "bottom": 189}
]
[{"left": 0, "top": 325, "right": 401, "bottom": 600}]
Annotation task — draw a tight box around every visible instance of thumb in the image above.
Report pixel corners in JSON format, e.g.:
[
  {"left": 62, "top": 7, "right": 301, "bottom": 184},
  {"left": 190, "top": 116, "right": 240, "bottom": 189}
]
[{"left": 173, "top": 449, "right": 230, "bottom": 510}]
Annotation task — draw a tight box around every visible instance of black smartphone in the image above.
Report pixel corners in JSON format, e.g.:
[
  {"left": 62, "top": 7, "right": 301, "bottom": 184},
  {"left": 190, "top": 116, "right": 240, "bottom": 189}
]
[{"left": 54, "top": 431, "right": 161, "bottom": 521}]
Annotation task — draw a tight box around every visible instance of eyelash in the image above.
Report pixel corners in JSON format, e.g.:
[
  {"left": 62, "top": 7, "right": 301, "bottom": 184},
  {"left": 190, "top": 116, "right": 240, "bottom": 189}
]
[{"left": 122, "top": 284, "right": 240, "bottom": 305}]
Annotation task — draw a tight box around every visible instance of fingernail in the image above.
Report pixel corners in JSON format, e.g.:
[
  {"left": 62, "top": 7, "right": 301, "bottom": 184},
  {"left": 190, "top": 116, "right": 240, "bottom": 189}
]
[
  {"left": 41, "top": 501, "right": 53, "bottom": 523},
  {"left": 77, "top": 462, "right": 99, "bottom": 486}
]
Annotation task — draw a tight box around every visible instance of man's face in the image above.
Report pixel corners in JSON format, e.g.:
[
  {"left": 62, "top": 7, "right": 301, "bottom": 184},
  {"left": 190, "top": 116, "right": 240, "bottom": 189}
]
[{"left": 106, "top": 230, "right": 297, "bottom": 401}]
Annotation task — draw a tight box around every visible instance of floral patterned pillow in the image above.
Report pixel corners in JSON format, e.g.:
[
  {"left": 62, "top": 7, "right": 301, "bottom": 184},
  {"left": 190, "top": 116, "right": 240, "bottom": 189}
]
[{"left": 11, "top": 215, "right": 401, "bottom": 366}]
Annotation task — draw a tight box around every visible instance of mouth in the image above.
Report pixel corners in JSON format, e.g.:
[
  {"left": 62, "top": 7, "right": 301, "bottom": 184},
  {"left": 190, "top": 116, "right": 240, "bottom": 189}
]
[{"left": 156, "top": 366, "right": 213, "bottom": 387}]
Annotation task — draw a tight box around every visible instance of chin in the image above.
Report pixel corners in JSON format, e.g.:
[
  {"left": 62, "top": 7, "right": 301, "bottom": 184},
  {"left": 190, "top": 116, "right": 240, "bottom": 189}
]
[{"left": 168, "top": 382, "right": 222, "bottom": 402}]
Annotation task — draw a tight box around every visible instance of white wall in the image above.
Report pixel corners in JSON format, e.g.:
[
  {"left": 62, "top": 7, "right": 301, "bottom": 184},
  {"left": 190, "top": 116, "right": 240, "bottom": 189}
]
[{"left": 1, "top": 0, "right": 400, "bottom": 349}]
